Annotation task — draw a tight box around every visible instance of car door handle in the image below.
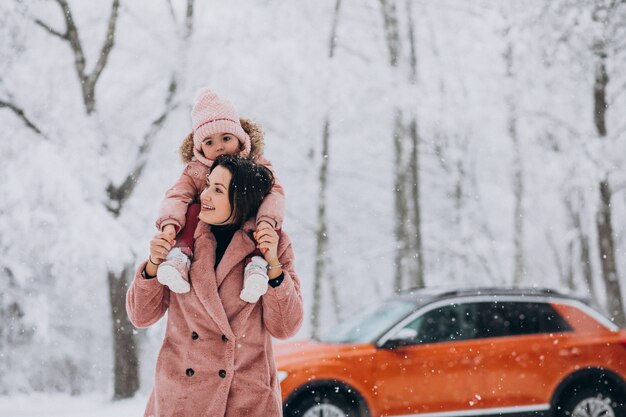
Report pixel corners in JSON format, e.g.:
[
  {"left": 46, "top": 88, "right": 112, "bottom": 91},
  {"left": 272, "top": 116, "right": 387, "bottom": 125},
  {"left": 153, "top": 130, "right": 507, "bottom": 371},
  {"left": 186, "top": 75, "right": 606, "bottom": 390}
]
[{"left": 559, "top": 347, "right": 580, "bottom": 357}]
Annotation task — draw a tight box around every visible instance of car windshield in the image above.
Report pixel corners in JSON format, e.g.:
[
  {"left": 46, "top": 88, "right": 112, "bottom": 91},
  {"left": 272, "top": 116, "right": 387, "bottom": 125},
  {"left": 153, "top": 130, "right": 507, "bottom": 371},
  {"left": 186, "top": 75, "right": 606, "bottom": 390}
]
[{"left": 319, "top": 299, "right": 416, "bottom": 344}]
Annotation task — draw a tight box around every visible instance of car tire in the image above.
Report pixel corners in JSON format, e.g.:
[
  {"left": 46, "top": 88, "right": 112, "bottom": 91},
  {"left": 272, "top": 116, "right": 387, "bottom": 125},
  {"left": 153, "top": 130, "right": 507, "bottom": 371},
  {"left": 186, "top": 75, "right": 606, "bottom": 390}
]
[
  {"left": 557, "top": 385, "right": 625, "bottom": 417},
  {"left": 287, "top": 391, "right": 359, "bottom": 417}
]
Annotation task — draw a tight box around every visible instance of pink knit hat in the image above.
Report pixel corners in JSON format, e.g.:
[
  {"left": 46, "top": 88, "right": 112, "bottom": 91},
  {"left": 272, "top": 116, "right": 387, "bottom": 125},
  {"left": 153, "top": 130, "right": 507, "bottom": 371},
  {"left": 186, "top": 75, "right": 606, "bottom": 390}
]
[{"left": 191, "top": 88, "right": 251, "bottom": 166}]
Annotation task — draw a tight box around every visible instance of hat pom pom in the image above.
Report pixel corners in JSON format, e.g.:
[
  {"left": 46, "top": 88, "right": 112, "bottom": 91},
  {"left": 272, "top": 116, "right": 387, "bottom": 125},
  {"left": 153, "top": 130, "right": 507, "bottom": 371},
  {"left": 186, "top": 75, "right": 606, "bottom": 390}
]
[{"left": 194, "top": 87, "right": 219, "bottom": 103}]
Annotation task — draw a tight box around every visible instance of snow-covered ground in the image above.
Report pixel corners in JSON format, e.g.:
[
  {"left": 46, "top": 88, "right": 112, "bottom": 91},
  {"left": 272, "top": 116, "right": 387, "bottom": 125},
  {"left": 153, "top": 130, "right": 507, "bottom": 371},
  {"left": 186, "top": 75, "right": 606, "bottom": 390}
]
[{"left": 0, "top": 394, "right": 148, "bottom": 417}]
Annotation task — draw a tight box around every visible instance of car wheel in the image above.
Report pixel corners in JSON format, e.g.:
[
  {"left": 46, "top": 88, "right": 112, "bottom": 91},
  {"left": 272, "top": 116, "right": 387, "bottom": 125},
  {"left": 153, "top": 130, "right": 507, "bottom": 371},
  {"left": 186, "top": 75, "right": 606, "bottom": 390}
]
[
  {"left": 288, "top": 391, "right": 358, "bottom": 417},
  {"left": 558, "top": 386, "right": 624, "bottom": 417}
]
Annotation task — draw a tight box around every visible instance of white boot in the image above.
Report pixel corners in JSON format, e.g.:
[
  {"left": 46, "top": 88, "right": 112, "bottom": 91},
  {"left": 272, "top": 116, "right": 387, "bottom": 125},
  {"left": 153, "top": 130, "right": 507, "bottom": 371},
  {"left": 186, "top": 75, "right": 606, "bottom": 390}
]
[
  {"left": 240, "top": 256, "right": 269, "bottom": 303},
  {"left": 157, "top": 248, "right": 191, "bottom": 294}
]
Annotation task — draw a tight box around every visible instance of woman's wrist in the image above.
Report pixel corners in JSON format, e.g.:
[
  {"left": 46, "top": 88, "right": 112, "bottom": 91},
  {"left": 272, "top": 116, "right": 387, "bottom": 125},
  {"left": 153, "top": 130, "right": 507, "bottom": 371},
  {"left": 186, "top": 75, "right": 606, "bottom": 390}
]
[
  {"left": 266, "top": 258, "right": 282, "bottom": 279},
  {"left": 267, "top": 267, "right": 283, "bottom": 280},
  {"left": 145, "top": 256, "right": 159, "bottom": 278}
]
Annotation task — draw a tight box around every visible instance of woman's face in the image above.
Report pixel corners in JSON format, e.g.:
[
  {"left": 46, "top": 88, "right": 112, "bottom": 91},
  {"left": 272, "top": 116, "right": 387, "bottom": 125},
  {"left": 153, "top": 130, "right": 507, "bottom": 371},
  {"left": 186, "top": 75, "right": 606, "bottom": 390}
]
[{"left": 199, "top": 166, "right": 233, "bottom": 225}]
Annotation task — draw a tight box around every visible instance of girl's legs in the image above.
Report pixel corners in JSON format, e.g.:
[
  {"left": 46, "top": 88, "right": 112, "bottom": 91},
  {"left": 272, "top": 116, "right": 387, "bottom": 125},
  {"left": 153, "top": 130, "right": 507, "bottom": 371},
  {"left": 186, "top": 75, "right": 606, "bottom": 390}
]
[
  {"left": 173, "top": 203, "right": 200, "bottom": 257},
  {"left": 156, "top": 204, "right": 200, "bottom": 293}
]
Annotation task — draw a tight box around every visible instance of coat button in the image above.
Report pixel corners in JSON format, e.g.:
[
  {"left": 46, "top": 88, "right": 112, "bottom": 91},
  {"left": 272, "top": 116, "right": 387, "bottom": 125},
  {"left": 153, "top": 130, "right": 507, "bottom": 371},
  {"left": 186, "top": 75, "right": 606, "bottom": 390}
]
[
  {"left": 218, "top": 369, "right": 227, "bottom": 378},
  {"left": 191, "top": 331, "right": 199, "bottom": 340},
  {"left": 221, "top": 335, "right": 228, "bottom": 342},
  {"left": 186, "top": 368, "right": 195, "bottom": 377}
]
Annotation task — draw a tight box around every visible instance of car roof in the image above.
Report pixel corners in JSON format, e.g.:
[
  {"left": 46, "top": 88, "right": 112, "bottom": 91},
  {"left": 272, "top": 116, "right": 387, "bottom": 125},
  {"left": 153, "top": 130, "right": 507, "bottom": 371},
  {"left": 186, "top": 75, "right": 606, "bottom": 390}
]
[{"left": 395, "top": 285, "right": 593, "bottom": 308}]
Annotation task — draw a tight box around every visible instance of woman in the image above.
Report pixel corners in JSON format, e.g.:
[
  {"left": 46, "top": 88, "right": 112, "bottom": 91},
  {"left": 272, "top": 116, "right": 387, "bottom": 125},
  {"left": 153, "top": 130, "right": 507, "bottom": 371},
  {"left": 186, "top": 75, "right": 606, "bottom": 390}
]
[{"left": 126, "top": 156, "right": 303, "bottom": 417}]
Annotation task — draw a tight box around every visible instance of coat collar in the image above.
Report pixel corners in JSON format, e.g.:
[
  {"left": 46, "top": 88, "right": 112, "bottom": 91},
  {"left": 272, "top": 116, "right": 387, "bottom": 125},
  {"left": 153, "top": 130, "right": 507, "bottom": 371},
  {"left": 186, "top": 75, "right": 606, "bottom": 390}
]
[
  {"left": 215, "top": 219, "right": 257, "bottom": 288},
  {"left": 191, "top": 219, "right": 257, "bottom": 337}
]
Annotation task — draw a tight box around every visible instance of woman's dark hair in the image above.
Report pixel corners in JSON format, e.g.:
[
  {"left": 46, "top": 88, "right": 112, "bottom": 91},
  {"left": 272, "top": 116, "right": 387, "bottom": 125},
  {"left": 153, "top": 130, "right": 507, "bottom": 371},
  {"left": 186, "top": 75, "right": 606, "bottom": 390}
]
[{"left": 209, "top": 155, "right": 275, "bottom": 227}]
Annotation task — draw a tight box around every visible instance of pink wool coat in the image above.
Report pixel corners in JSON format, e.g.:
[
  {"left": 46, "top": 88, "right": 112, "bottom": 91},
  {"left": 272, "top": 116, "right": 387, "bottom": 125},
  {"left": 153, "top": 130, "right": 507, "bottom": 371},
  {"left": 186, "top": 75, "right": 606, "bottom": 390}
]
[
  {"left": 156, "top": 118, "right": 285, "bottom": 233},
  {"left": 126, "top": 219, "right": 304, "bottom": 417}
]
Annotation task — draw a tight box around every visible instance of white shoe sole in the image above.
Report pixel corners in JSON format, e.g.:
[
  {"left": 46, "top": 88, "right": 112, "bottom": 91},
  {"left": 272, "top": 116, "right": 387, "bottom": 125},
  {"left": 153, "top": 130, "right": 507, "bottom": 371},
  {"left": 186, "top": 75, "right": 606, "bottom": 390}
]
[{"left": 157, "top": 265, "right": 190, "bottom": 294}]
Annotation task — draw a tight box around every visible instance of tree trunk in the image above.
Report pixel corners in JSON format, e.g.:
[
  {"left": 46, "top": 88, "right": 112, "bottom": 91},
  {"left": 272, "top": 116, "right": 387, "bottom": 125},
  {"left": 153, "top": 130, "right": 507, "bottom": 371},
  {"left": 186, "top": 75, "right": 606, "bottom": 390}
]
[
  {"left": 393, "top": 110, "right": 409, "bottom": 292},
  {"left": 504, "top": 39, "right": 525, "bottom": 285},
  {"left": 593, "top": 48, "right": 624, "bottom": 326},
  {"left": 407, "top": 116, "right": 424, "bottom": 288},
  {"left": 597, "top": 180, "right": 624, "bottom": 324},
  {"left": 405, "top": 2, "right": 423, "bottom": 288},
  {"left": 31, "top": 0, "right": 193, "bottom": 398},
  {"left": 566, "top": 240, "right": 575, "bottom": 291},
  {"left": 107, "top": 264, "right": 139, "bottom": 399},
  {"left": 547, "top": 231, "right": 566, "bottom": 288},
  {"left": 578, "top": 232, "right": 594, "bottom": 299},
  {"left": 310, "top": 0, "right": 343, "bottom": 339},
  {"left": 379, "top": 0, "right": 401, "bottom": 67},
  {"left": 565, "top": 194, "right": 597, "bottom": 303},
  {"left": 311, "top": 118, "right": 331, "bottom": 339},
  {"left": 405, "top": 0, "right": 417, "bottom": 84}
]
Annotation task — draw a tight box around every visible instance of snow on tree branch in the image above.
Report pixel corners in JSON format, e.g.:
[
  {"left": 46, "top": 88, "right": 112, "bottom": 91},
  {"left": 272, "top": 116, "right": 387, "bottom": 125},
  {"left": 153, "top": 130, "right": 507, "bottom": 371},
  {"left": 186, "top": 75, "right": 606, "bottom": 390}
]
[
  {"left": 33, "top": 18, "right": 67, "bottom": 40},
  {"left": 90, "top": 0, "right": 120, "bottom": 88},
  {"left": 33, "top": 0, "right": 121, "bottom": 114},
  {"left": 0, "top": 98, "right": 47, "bottom": 139},
  {"left": 106, "top": 71, "right": 179, "bottom": 216}
]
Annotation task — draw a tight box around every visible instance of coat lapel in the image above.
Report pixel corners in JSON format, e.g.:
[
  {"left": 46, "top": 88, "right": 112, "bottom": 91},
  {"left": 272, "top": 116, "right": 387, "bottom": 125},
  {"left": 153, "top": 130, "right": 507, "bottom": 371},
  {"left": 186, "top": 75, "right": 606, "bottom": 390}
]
[
  {"left": 215, "top": 223, "right": 257, "bottom": 289},
  {"left": 214, "top": 220, "right": 259, "bottom": 337},
  {"left": 190, "top": 220, "right": 258, "bottom": 338},
  {"left": 190, "top": 221, "right": 233, "bottom": 337}
]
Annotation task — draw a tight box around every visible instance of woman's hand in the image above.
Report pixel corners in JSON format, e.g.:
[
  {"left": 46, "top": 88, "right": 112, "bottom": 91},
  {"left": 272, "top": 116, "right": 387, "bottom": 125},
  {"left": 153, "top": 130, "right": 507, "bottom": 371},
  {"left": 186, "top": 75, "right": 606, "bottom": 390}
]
[
  {"left": 254, "top": 224, "right": 282, "bottom": 278},
  {"left": 145, "top": 232, "right": 175, "bottom": 277}
]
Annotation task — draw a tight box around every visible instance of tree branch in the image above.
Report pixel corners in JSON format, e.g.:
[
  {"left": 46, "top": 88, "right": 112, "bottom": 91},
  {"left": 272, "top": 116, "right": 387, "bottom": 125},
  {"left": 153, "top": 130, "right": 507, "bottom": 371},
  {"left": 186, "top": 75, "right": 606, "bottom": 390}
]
[
  {"left": 33, "top": 18, "right": 67, "bottom": 40},
  {"left": 379, "top": 0, "right": 401, "bottom": 67},
  {"left": 106, "top": 76, "right": 179, "bottom": 216},
  {"left": 184, "top": 0, "right": 194, "bottom": 40},
  {"left": 526, "top": 111, "right": 581, "bottom": 139},
  {"left": 328, "top": 0, "right": 342, "bottom": 59},
  {"left": 55, "top": 0, "right": 87, "bottom": 81},
  {"left": 0, "top": 98, "right": 47, "bottom": 139},
  {"left": 39, "top": 0, "right": 120, "bottom": 114},
  {"left": 166, "top": 0, "right": 177, "bottom": 25},
  {"left": 89, "top": 0, "right": 120, "bottom": 87}
]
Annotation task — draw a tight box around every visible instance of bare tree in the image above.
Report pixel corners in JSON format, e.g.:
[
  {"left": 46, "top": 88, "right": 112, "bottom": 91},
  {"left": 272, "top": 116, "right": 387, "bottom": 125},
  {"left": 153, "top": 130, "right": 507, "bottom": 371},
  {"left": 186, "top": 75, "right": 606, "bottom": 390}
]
[
  {"left": 538, "top": 0, "right": 625, "bottom": 324},
  {"left": 405, "top": 0, "right": 424, "bottom": 289},
  {"left": 33, "top": 0, "right": 120, "bottom": 115},
  {"left": 0, "top": 97, "right": 46, "bottom": 138},
  {"left": 564, "top": 192, "right": 597, "bottom": 303},
  {"left": 311, "top": 0, "right": 342, "bottom": 340},
  {"left": 503, "top": 32, "right": 525, "bottom": 285},
  {"left": 392, "top": 110, "right": 409, "bottom": 291},
  {"left": 379, "top": 0, "right": 424, "bottom": 291},
  {"left": 30, "top": 0, "right": 195, "bottom": 398},
  {"left": 590, "top": 2, "right": 624, "bottom": 326}
]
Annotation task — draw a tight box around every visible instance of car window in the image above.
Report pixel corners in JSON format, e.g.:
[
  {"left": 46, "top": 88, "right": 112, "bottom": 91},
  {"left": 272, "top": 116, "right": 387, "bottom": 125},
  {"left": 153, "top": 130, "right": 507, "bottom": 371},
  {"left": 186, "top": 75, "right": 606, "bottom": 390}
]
[
  {"left": 478, "top": 301, "right": 572, "bottom": 338},
  {"left": 320, "top": 300, "right": 416, "bottom": 344},
  {"left": 403, "top": 303, "right": 480, "bottom": 345}
]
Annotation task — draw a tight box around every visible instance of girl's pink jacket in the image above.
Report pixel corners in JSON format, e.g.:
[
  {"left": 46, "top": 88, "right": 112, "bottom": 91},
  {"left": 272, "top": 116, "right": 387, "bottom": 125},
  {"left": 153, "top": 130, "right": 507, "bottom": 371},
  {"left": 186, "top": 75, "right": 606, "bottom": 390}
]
[
  {"left": 156, "top": 118, "right": 285, "bottom": 233},
  {"left": 126, "top": 219, "right": 303, "bottom": 417}
]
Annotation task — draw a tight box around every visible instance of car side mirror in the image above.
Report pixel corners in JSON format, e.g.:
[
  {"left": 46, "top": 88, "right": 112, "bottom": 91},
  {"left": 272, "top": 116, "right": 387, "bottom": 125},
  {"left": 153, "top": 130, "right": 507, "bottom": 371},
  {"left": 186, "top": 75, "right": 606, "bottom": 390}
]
[{"left": 381, "top": 328, "right": 418, "bottom": 349}]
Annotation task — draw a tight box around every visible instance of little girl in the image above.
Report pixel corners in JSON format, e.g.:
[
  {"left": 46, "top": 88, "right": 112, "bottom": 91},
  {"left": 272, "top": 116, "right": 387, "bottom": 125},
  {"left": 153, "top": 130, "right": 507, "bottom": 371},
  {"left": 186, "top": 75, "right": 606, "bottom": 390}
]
[{"left": 154, "top": 88, "right": 284, "bottom": 297}]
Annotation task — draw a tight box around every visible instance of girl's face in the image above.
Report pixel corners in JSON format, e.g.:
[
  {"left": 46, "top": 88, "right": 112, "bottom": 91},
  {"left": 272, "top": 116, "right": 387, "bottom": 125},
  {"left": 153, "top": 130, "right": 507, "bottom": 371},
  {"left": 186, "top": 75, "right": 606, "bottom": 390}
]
[
  {"left": 199, "top": 166, "right": 233, "bottom": 225},
  {"left": 201, "top": 133, "right": 240, "bottom": 160}
]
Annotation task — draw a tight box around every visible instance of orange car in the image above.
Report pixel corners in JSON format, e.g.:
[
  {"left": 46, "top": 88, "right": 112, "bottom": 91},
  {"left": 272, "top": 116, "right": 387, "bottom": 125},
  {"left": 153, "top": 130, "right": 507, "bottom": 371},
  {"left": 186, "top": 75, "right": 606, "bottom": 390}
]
[{"left": 275, "top": 287, "right": 626, "bottom": 417}]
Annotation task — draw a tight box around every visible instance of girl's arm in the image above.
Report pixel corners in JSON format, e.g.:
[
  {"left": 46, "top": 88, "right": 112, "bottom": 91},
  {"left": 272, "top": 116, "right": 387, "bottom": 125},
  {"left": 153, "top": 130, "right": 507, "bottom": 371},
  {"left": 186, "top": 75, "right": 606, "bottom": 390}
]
[
  {"left": 156, "top": 162, "right": 205, "bottom": 233},
  {"left": 259, "top": 232, "right": 304, "bottom": 339},
  {"left": 255, "top": 157, "right": 285, "bottom": 230}
]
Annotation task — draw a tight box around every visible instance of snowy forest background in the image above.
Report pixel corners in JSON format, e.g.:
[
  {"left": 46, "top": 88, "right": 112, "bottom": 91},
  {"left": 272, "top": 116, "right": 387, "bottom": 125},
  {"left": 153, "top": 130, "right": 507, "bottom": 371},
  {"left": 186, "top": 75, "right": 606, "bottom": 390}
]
[{"left": 1, "top": 0, "right": 625, "bottom": 401}]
